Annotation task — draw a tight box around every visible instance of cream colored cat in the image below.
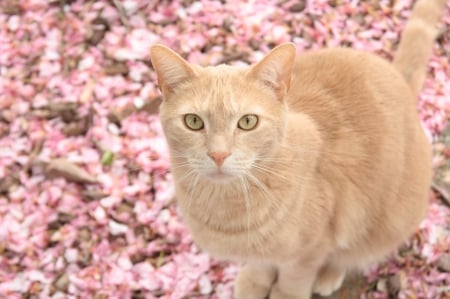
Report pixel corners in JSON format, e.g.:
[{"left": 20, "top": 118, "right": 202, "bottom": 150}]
[{"left": 149, "top": 0, "right": 447, "bottom": 298}]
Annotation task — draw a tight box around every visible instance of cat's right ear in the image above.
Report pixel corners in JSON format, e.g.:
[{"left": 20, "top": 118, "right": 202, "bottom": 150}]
[{"left": 150, "top": 44, "right": 197, "bottom": 98}]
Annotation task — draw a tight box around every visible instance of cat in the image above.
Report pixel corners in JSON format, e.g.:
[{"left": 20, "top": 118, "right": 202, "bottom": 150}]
[{"left": 149, "top": 0, "right": 447, "bottom": 298}]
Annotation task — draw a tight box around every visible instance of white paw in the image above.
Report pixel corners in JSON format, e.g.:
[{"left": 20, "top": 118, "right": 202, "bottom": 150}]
[
  {"left": 234, "top": 270, "right": 271, "bottom": 299},
  {"left": 313, "top": 270, "right": 345, "bottom": 296},
  {"left": 269, "top": 283, "right": 311, "bottom": 299}
]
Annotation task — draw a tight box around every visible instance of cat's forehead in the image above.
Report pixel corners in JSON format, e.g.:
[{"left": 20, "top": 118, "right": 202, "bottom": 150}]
[
  {"left": 197, "top": 65, "right": 248, "bottom": 87},
  {"left": 168, "top": 63, "right": 271, "bottom": 119},
  {"left": 184, "top": 65, "right": 256, "bottom": 113},
  {"left": 203, "top": 63, "right": 249, "bottom": 74}
]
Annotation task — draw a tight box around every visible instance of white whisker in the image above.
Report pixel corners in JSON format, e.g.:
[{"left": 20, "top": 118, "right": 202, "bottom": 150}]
[
  {"left": 251, "top": 162, "right": 311, "bottom": 184},
  {"left": 239, "top": 176, "right": 252, "bottom": 254},
  {"left": 176, "top": 168, "right": 197, "bottom": 182},
  {"left": 245, "top": 172, "right": 282, "bottom": 211},
  {"left": 187, "top": 172, "right": 200, "bottom": 210},
  {"left": 170, "top": 162, "right": 191, "bottom": 170}
]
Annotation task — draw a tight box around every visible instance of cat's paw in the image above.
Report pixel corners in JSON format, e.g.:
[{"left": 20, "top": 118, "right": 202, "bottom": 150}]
[
  {"left": 234, "top": 269, "right": 271, "bottom": 299},
  {"left": 312, "top": 267, "right": 345, "bottom": 296},
  {"left": 269, "top": 283, "right": 311, "bottom": 299}
]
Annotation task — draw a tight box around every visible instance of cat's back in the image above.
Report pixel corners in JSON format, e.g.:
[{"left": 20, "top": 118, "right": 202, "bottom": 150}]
[
  {"left": 287, "top": 47, "right": 419, "bottom": 142},
  {"left": 289, "top": 47, "right": 413, "bottom": 108},
  {"left": 290, "top": 47, "right": 402, "bottom": 90},
  {"left": 286, "top": 47, "right": 432, "bottom": 261}
]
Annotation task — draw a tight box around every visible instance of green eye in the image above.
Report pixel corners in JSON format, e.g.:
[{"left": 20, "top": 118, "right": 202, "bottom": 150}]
[
  {"left": 184, "top": 114, "right": 204, "bottom": 130},
  {"left": 238, "top": 114, "right": 258, "bottom": 131}
]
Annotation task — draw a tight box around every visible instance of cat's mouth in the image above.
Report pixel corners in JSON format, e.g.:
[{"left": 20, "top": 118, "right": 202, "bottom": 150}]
[{"left": 206, "top": 169, "right": 236, "bottom": 183}]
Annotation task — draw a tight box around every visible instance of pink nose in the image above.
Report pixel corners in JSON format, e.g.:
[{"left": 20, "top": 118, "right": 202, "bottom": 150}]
[{"left": 207, "top": 151, "right": 231, "bottom": 167}]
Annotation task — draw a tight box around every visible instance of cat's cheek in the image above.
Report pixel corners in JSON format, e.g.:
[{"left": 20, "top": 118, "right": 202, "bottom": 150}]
[
  {"left": 164, "top": 122, "right": 206, "bottom": 149},
  {"left": 247, "top": 128, "right": 281, "bottom": 156}
]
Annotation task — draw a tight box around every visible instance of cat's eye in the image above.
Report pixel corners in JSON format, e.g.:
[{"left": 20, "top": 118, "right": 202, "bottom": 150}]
[
  {"left": 184, "top": 114, "right": 204, "bottom": 131},
  {"left": 238, "top": 114, "right": 258, "bottom": 131}
]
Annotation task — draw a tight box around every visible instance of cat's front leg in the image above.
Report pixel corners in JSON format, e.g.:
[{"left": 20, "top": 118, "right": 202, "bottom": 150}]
[
  {"left": 269, "top": 261, "right": 319, "bottom": 299},
  {"left": 234, "top": 263, "right": 277, "bottom": 299}
]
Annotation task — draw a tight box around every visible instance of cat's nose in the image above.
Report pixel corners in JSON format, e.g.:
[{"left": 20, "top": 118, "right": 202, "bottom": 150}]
[{"left": 207, "top": 151, "right": 231, "bottom": 167}]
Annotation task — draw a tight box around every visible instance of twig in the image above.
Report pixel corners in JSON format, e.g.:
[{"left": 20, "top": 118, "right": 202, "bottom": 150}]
[
  {"left": 217, "top": 52, "right": 249, "bottom": 65},
  {"left": 111, "top": 0, "right": 130, "bottom": 29},
  {"left": 431, "top": 182, "right": 450, "bottom": 208},
  {"left": 148, "top": 0, "right": 161, "bottom": 11}
]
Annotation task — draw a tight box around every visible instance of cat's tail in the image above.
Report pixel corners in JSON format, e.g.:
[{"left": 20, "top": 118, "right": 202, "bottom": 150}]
[{"left": 393, "top": 0, "right": 448, "bottom": 96}]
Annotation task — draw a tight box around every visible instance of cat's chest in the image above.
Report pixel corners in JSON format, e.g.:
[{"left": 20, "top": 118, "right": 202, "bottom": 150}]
[
  {"left": 176, "top": 181, "right": 302, "bottom": 261},
  {"left": 182, "top": 211, "right": 288, "bottom": 262}
]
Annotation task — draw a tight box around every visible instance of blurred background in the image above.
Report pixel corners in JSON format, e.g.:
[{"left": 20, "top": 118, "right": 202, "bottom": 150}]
[{"left": 0, "top": 0, "right": 449, "bottom": 298}]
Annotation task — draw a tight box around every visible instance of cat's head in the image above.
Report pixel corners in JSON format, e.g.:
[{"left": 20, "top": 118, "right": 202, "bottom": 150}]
[{"left": 150, "top": 43, "right": 296, "bottom": 184}]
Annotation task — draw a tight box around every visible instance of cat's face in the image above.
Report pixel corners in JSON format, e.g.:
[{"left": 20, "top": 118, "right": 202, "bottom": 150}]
[
  {"left": 159, "top": 67, "right": 288, "bottom": 183},
  {"left": 150, "top": 44, "right": 296, "bottom": 183}
]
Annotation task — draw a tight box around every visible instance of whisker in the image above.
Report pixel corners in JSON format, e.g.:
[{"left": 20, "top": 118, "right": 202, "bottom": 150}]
[
  {"left": 251, "top": 164, "right": 293, "bottom": 182},
  {"left": 239, "top": 176, "right": 252, "bottom": 254},
  {"left": 244, "top": 173, "right": 277, "bottom": 253},
  {"left": 251, "top": 163, "right": 311, "bottom": 184},
  {"left": 254, "top": 158, "right": 316, "bottom": 173},
  {"left": 169, "top": 162, "right": 191, "bottom": 170},
  {"left": 277, "top": 142, "right": 368, "bottom": 160},
  {"left": 176, "top": 168, "right": 197, "bottom": 182},
  {"left": 245, "top": 172, "right": 283, "bottom": 216},
  {"left": 187, "top": 172, "right": 200, "bottom": 210}
]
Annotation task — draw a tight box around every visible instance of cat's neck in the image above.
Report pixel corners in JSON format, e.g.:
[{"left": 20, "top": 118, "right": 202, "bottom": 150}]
[{"left": 176, "top": 177, "right": 282, "bottom": 237}]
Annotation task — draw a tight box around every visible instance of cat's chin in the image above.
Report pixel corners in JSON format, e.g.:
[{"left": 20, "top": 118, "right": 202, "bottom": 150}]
[{"left": 205, "top": 171, "right": 237, "bottom": 184}]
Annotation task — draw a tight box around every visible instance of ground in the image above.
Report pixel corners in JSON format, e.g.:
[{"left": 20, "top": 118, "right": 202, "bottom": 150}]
[{"left": 0, "top": 0, "right": 449, "bottom": 298}]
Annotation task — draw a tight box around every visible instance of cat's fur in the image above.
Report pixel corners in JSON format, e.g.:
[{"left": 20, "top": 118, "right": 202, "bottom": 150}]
[{"left": 149, "top": 0, "right": 447, "bottom": 298}]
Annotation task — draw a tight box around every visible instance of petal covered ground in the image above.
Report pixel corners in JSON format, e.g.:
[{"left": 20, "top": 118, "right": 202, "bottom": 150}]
[{"left": 0, "top": 0, "right": 449, "bottom": 299}]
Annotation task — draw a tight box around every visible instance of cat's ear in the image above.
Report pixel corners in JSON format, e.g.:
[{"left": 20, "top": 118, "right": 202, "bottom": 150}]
[
  {"left": 150, "top": 44, "right": 197, "bottom": 98},
  {"left": 247, "top": 43, "right": 296, "bottom": 99}
]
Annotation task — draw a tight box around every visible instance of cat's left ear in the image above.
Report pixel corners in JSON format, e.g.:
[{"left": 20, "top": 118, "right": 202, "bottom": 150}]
[
  {"left": 150, "top": 44, "right": 197, "bottom": 98},
  {"left": 247, "top": 43, "right": 296, "bottom": 99}
]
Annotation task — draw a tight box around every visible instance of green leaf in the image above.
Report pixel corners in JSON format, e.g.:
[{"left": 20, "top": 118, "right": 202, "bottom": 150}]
[{"left": 101, "top": 151, "right": 115, "bottom": 166}]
